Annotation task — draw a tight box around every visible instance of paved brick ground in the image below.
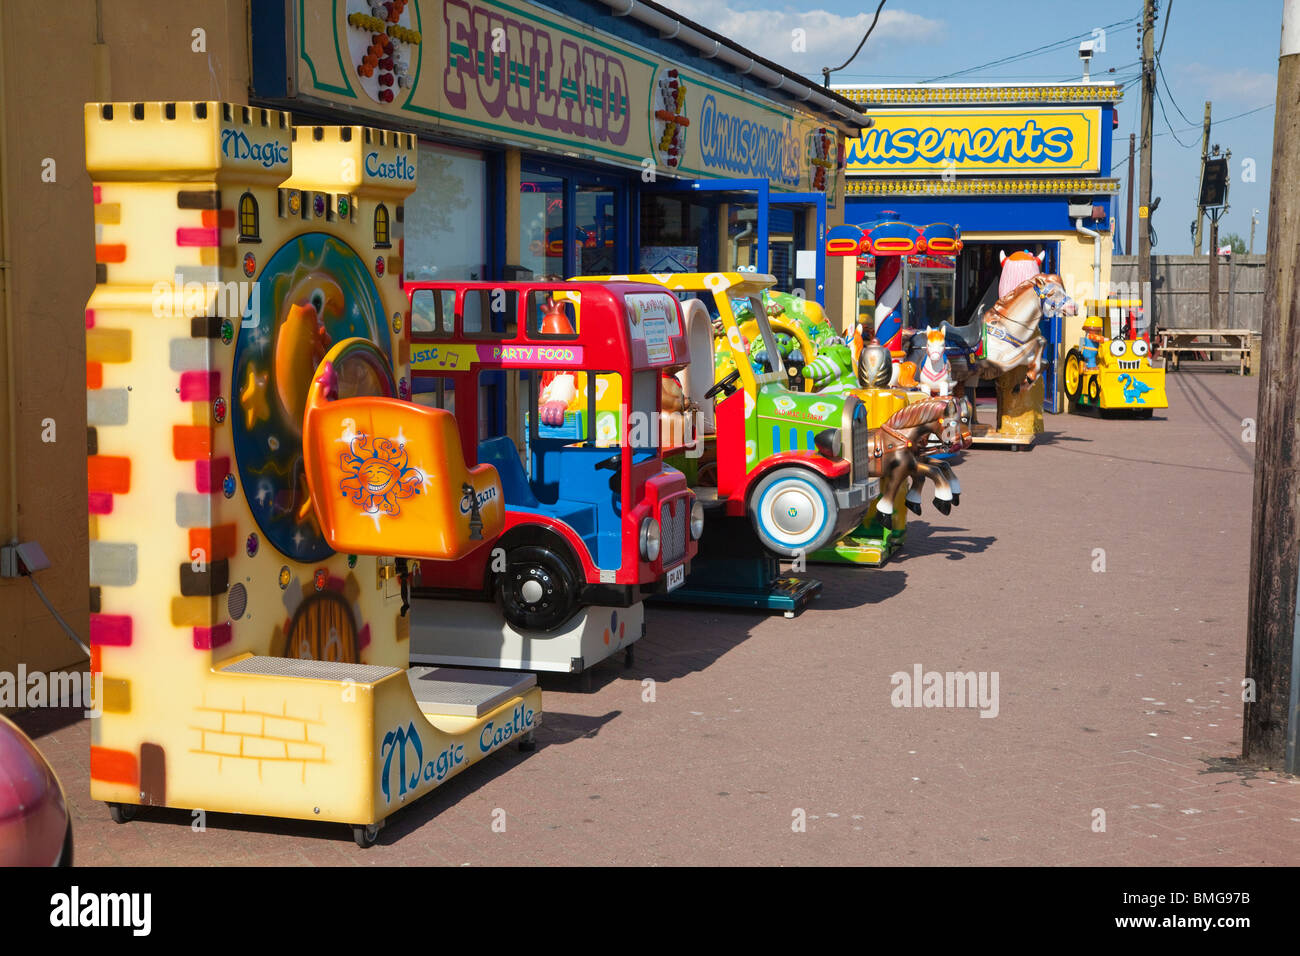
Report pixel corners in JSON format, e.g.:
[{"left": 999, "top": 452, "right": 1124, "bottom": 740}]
[{"left": 17, "top": 369, "right": 1300, "bottom": 866}]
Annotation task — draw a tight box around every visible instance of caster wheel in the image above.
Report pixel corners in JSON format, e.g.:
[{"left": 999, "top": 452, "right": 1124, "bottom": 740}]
[
  {"left": 353, "top": 821, "right": 383, "bottom": 848},
  {"left": 517, "top": 730, "right": 536, "bottom": 753},
  {"left": 108, "top": 802, "right": 137, "bottom": 824},
  {"left": 624, "top": 645, "right": 634, "bottom": 669}
]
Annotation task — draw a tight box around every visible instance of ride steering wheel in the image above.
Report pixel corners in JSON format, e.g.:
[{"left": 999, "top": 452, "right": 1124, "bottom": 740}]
[{"left": 704, "top": 368, "right": 741, "bottom": 400}]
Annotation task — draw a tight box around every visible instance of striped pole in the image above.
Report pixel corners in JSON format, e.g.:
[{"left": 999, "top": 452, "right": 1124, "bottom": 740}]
[{"left": 873, "top": 254, "right": 904, "bottom": 356}]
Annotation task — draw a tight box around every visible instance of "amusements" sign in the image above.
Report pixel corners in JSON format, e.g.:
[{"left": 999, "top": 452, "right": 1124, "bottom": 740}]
[{"left": 846, "top": 107, "right": 1103, "bottom": 176}]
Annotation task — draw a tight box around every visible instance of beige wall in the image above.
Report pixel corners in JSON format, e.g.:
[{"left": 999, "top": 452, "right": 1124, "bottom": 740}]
[
  {"left": 824, "top": 184, "right": 853, "bottom": 335},
  {"left": 0, "top": 1, "right": 249, "bottom": 681}
]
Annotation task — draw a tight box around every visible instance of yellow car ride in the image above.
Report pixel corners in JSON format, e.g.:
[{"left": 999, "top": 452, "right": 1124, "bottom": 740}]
[{"left": 1063, "top": 335, "right": 1168, "bottom": 418}]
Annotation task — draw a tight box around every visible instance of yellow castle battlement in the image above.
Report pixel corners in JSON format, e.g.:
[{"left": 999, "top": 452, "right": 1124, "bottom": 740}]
[
  {"left": 85, "top": 101, "right": 294, "bottom": 183},
  {"left": 283, "top": 124, "right": 418, "bottom": 197}
]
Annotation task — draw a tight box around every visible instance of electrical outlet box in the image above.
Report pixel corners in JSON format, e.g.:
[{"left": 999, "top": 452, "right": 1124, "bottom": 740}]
[{"left": 0, "top": 541, "right": 50, "bottom": 577}]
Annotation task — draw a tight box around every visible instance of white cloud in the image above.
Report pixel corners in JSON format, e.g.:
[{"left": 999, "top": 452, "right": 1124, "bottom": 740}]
[
  {"left": 666, "top": 1, "right": 943, "bottom": 76},
  {"left": 1177, "top": 63, "right": 1276, "bottom": 103}
]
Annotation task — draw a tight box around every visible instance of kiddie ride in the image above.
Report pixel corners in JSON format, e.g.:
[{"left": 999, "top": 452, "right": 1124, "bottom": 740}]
[
  {"left": 85, "top": 100, "right": 542, "bottom": 849},
  {"left": 732, "top": 288, "right": 968, "bottom": 567},
  {"left": 1063, "top": 299, "right": 1167, "bottom": 417},
  {"left": 827, "top": 222, "right": 1075, "bottom": 451},
  {"left": 577, "top": 272, "right": 879, "bottom": 615},
  {"left": 404, "top": 281, "right": 700, "bottom": 673}
]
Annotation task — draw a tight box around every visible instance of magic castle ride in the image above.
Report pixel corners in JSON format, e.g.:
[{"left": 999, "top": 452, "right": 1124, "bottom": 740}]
[{"left": 83, "top": 101, "right": 541, "bottom": 846}]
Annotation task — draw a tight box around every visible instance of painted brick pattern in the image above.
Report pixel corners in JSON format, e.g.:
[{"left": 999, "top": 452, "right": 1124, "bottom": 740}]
[
  {"left": 84, "top": 101, "right": 416, "bottom": 817},
  {"left": 190, "top": 695, "right": 327, "bottom": 775}
]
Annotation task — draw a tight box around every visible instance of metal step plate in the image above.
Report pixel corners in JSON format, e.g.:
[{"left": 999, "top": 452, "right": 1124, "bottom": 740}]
[
  {"left": 220, "top": 655, "right": 401, "bottom": 683},
  {"left": 406, "top": 667, "right": 537, "bottom": 718}
]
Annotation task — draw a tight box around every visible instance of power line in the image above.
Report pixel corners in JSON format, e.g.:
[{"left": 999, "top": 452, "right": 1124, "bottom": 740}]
[
  {"left": 1154, "top": 101, "right": 1274, "bottom": 137},
  {"left": 921, "top": 16, "right": 1138, "bottom": 83},
  {"left": 822, "top": 0, "right": 888, "bottom": 87},
  {"left": 1156, "top": 0, "right": 1175, "bottom": 58},
  {"left": 1153, "top": 82, "right": 1196, "bottom": 147},
  {"left": 1156, "top": 59, "right": 1196, "bottom": 126}
]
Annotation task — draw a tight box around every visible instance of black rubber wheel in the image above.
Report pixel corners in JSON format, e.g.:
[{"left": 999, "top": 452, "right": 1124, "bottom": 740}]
[
  {"left": 1087, "top": 376, "right": 1101, "bottom": 403},
  {"left": 353, "top": 822, "right": 382, "bottom": 848},
  {"left": 1063, "top": 348, "right": 1084, "bottom": 404},
  {"left": 518, "top": 730, "right": 537, "bottom": 753},
  {"left": 494, "top": 544, "right": 580, "bottom": 632},
  {"left": 747, "top": 467, "right": 840, "bottom": 558},
  {"left": 1135, "top": 407, "right": 1154, "bottom": 419},
  {"left": 108, "top": 802, "right": 137, "bottom": 824},
  {"left": 624, "top": 645, "right": 634, "bottom": 668}
]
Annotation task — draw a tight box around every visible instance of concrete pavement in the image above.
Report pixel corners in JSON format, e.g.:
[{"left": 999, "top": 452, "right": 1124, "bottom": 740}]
[{"left": 17, "top": 368, "right": 1300, "bottom": 866}]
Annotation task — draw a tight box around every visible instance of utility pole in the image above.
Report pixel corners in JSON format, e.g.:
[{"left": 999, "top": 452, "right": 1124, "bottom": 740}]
[
  {"left": 1138, "top": 0, "right": 1156, "bottom": 334},
  {"left": 1193, "top": 101, "right": 1213, "bottom": 255},
  {"left": 1206, "top": 146, "right": 1230, "bottom": 327},
  {"left": 1243, "top": 0, "right": 1300, "bottom": 771},
  {"left": 1208, "top": 207, "right": 1220, "bottom": 325},
  {"left": 1126, "top": 133, "right": 1136, "bottom": 255}
]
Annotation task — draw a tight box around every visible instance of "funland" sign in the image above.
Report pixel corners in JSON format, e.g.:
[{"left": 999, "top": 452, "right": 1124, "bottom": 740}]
[{"left": 287, "top": 0, "right": 844, "bottom": 194}]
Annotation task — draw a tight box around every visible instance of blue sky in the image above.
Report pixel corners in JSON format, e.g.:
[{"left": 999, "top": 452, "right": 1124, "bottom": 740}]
[{"left": 669, "top": 0, "right": 1283, "bottom": 253}]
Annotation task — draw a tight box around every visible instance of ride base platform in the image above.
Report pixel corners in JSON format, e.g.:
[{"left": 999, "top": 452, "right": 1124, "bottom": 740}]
[
  {"left": 969, "top": 422, "right": 1037, "bottom": 450},
  {"left": 650, "top": 516, "right": 821, "bottom": 618},
  {"left": 409, "top": 599, "right": 643, "bottom": 674},
  {"left": 969, "top": 372, "right": 1043, "bottom": 450},
  {"left": 810, "top": 491, "right": 906, "bottom": 567}
]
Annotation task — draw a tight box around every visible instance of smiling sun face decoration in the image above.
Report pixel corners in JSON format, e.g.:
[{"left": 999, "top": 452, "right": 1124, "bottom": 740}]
[{"left": 338, "top": 435, "right": 423, "bottom": 519}]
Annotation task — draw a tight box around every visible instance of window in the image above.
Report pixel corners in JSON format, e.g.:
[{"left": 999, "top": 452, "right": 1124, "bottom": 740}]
[
  {"left": 412, "top": 377, "right": 455, "bottom": 414},
  {"left": 522, "top": 166, "right": 627, "bottom": 279},
  {"left": 410, "top": 288, "right": 456, "bottom": 337},
  {"left": 405, "top": 143, "right": 487, "bottom": 282},
  {"left": 639, "top": 193, "right": 710, "bottom": 272},
  {"left": 530, "top": 369, "right": 623, "bottom": 448},
  {"left": 520, "top": 175, "right": 564, "bottom": 280},
  {"left": 238, "top": 192, "right": 260, "bottom": 242},
  {"left": 576, "top": 186, "right": 615, "bottom": 275},
  {"left": 529, "top": 291, "right": 579, "bottom": 338},
  {"left": 462, "top": 288, "right": 517, "bottom": 338},
  {"left": 373, "top": 204, "right": 391, "bottom": 248}
]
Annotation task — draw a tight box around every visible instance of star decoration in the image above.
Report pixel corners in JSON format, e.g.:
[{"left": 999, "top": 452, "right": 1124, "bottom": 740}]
[{"left": 240, "top": 366, "right": 270, "bottom": 428}]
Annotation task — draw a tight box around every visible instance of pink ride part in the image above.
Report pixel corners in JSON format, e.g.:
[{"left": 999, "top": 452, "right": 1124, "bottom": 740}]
[{"left": 0, "top": 714, "right": 71, "bottom": 866}]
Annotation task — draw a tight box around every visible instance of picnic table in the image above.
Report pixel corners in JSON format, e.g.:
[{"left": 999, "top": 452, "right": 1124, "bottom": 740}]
[{"left": 1153, "top": 327, "right": 1254, "bottom": 375}]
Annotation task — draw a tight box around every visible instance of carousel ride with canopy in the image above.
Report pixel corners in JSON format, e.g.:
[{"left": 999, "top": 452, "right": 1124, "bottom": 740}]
[
  {"left": 825, "top": 216, "right": 1073, "bottom": 450},
  {"left": 826, "top": 216, "right": 964, "bottom": 369}
]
